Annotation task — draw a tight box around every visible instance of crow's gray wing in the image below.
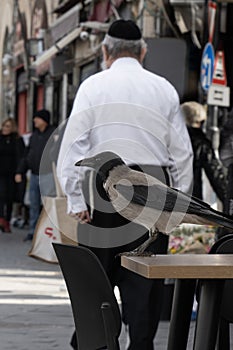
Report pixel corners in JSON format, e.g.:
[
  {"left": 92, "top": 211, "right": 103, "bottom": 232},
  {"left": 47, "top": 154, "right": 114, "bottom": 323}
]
[
  {"left": 114, "top": 183, "right": 209, "bottom": 214},
  {"left": 114, "top": 183, "right": 233, "bottom": 230}
]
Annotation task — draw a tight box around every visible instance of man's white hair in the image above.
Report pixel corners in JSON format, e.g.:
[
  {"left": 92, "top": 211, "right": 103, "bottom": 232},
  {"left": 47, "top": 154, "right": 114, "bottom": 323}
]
[{"left": 102, "top": 34, "right": 147, "bottom": 59}]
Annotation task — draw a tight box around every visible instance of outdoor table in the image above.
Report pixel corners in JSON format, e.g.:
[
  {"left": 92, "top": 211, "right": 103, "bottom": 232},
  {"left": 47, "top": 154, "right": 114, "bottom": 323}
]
[{"left": 121, "top": 254, "right": 233, "bottom": 350}]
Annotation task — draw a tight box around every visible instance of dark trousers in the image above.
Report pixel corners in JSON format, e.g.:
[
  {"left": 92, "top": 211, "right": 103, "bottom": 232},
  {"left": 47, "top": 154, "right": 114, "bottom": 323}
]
[
  {"left": 71, "top": 165, "right": 169, "bottom": 350},
  {"left": 0, "top": 174, "right": 15, "bottom": 221}
]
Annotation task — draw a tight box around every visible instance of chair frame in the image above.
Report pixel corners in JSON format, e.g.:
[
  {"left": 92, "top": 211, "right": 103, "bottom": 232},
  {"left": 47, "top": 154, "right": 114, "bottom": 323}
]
[{"left": 53, "top": 243, "right": 121, "bottom": 350}]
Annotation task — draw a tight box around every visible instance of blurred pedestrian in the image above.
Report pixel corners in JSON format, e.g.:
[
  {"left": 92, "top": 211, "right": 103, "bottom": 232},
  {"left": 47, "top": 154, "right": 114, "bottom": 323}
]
[
  {"left": 11, "top": 132, "right": 31, "bottom": 230},
  {"left": 181, "top": 101, "right": 227, "bottom": 203},
  {"left": 15, "top": 109, "right": 56, "bottom": 241},
  {"left": 58, "top": 19, "right": 193, "bottom": 350},
  {"left": 0, "top": 118, "right": 25, "bottom": 233},
  {"left": 217, "top": 113, "right": 233, "bottom": 238}
]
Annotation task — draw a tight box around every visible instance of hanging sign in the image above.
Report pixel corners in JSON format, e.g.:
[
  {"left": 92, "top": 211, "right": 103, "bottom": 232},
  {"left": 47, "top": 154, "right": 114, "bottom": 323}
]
[{"left": 200, "top": 42, "right": 215, "bottom": 91}]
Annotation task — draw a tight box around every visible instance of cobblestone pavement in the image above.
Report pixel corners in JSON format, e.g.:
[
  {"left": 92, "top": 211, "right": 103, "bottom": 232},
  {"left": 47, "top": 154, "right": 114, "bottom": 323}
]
[{"left": 0, "top": 226, "right": 231, "bottom": 349}]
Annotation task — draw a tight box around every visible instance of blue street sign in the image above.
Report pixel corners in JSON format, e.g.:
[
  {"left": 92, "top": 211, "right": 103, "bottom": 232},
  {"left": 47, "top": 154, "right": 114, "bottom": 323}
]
[{"left": 200, "top": 42, "right": 215, "bottom": 92}]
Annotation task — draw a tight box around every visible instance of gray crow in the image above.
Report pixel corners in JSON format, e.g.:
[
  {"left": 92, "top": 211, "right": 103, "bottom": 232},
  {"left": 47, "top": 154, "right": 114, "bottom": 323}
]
[{"left": 75, "top": 151, "right": 233, "bottom": 255}]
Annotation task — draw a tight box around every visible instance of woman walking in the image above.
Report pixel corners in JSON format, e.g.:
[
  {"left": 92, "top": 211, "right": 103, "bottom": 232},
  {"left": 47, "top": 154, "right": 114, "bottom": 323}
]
[{"left": 0, "top": 118, "right": 25, "bottom": 232}]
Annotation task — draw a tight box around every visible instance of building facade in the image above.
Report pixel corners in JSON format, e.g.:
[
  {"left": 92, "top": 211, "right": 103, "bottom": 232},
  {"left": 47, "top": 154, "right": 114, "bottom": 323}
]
[
  {"left": 0, "top": 0, "right": 110, "bottom": 132},
  {"left": 1, "top": 0, "right": 230, "bottom": 134}
]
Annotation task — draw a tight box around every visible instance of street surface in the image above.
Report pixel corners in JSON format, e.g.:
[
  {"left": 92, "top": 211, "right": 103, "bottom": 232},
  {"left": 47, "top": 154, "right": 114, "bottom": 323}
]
[{"left": 1, "top": 226, "right": 228, "bottom": 349}]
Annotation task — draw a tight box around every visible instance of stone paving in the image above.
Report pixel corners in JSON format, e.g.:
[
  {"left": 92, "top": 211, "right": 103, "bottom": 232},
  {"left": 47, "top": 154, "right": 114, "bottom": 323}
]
[{"left": 0, "top": 225, "right": 231, "bottom": 349}]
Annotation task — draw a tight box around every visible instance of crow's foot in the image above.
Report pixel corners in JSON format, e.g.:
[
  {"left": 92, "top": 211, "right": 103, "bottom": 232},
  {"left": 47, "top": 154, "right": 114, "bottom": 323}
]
[
  {"left": 118, "top": 250, "right": 156, "bottom": 257},
  {"left": 118, "top": 230, "right": 160, "bottom": 257}
]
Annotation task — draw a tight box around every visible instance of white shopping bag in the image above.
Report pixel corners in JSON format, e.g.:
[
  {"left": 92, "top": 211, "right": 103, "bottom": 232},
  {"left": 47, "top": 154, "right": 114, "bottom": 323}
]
[{"left": 29, "top": 196, "right": 78, "bottom": 263}]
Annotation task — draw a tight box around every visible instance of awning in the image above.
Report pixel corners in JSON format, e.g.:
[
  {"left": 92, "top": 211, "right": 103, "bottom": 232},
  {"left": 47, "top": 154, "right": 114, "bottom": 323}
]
[
  {"left": 31, "top": 27, "right": 82, "bottom": 68},
  {"left": 48, "top": 3, "right": 82, "bottom": 44},
  {"left": 53, "top": 0, "right": 80, "bottom": 14},
  {"left": 80, "top": 21, "right": 109, "bottom": 32}
]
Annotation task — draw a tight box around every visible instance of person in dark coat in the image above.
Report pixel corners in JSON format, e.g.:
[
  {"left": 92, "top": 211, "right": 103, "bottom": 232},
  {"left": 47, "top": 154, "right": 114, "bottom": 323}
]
[
  {"left": 0, "top": 118, "right": 25, "bottom": 233},
  {"left": 216, "top": 114, "right": 233, "bottom": 238},
  {"left": 15, "top": 109, "right": 56, "bottom": 241},
  {"left": 181, "top": 101, "right": 227, "bottom": 203}
]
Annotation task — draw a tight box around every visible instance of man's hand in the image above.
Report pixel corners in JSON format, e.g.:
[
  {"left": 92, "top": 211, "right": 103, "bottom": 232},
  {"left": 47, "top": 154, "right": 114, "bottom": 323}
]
[{"left": 71, "top": 210, "right": 91, "bottom": 224}]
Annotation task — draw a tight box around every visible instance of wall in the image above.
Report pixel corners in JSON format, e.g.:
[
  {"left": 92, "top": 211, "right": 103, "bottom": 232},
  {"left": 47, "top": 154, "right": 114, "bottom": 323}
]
[{"left": 0, "top": 0, "right": 60, "bottom": 127}]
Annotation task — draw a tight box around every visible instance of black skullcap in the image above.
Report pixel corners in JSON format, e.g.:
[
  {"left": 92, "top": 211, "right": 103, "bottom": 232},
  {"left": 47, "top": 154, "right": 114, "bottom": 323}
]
[
  {"left": 108, "top": 19, "right": 142, "bottom": 40},
  {"left": 33, "top": 109, "right": 50, "bottom": 124}
]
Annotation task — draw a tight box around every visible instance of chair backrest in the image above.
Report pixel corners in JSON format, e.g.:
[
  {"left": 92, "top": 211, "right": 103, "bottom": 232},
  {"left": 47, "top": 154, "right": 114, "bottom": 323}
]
[
  {"left": 53, "top": 243, "right": 121, "bottom": 350},
  {"left": 209, "top": 234, "right": 233, "bottom": 322},
  {"left": 209, "top": 234, "right": 233, "bottom": 254}
]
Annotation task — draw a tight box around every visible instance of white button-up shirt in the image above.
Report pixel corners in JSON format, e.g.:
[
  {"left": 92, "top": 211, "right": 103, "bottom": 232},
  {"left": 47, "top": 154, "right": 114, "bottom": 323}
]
[{"left": 57, "top": 57, "right": 193, "bottom": 213}]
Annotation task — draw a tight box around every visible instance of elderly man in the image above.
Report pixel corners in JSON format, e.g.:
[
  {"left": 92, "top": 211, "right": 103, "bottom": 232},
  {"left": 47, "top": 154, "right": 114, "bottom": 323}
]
[{"left": 57, "top": 19, "right": 193, "bottom": 350}]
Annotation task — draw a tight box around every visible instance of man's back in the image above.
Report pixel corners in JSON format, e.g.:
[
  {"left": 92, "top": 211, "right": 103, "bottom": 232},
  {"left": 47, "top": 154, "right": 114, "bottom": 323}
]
[
  {"left": 60, "top": 57, "right": 192, "bottom": 194},
  {"left": 73, "top": 57, "right": 178, "bottom": 118}
]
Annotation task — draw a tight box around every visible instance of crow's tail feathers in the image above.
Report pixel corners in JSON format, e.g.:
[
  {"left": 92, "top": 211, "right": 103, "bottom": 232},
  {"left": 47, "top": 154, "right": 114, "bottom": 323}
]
[{"left": 202, "top": 208, "right": 233, "bottom": 231}]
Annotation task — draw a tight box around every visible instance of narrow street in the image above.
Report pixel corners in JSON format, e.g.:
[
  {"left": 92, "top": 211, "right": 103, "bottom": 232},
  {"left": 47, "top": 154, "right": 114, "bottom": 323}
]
[
  {"left": 0, "top": 226, "right": 226, "bottom": 350},
  {"left": 0, "top": 227, "right": 74, "bottom": 350}
]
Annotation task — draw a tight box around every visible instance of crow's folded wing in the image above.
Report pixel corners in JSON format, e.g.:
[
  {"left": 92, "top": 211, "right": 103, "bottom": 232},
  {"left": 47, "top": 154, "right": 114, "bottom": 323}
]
[
  {"left": 114, "top": 183, "right": 233, "bottom": 229},
  {"left": 115, "top": 183, "right": 214, "bottom": 214}
]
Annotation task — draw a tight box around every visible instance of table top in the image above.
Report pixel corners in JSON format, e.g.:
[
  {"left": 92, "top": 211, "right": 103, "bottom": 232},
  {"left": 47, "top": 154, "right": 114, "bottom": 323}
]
[{"left": 121, "top": 254, "right": 233, "bottom": 279}]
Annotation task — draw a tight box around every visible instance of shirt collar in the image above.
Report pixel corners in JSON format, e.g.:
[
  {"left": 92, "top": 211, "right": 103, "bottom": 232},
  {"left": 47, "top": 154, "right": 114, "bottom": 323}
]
[{"left": 110, "top": 57, "right": 143, "bottom": 70}]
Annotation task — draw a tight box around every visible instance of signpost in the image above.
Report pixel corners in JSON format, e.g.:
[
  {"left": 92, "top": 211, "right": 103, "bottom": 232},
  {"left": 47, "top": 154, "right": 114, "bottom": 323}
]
[
  {"left": 200, "top": 0, "right": 216, "bottom": 92},
  {"left": 207, "top": 50, "right": 230, "bottom": 107},
  {"left": 207, "top": 85, "right": 230, "bottom": 107},
  {"left": 200, "top": 42, "right": 215, "bottom": 92},
  {"left": 212, "top": 51, "right": 227, "bottom": 86}
]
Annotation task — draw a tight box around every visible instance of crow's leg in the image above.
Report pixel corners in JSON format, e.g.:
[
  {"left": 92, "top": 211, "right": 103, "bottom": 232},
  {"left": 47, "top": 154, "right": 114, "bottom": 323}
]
[{"left": 119, "top": 229, "right": 160, "bottom": 257}]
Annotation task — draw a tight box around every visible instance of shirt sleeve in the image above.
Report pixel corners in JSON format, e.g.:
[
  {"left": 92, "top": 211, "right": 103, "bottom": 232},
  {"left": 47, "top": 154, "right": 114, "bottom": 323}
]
[
  {"left": 167, "top": 88, "right": 193, "bottom": 193},
  {"left": 57, "top": 84, "right": 91, "bottom": 214}
]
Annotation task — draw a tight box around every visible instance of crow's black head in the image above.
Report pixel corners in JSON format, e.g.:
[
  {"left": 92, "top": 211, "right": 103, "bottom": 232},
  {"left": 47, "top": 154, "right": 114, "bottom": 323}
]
[{"left": 75, "top": 151, "right": 125, "bottom": 181}]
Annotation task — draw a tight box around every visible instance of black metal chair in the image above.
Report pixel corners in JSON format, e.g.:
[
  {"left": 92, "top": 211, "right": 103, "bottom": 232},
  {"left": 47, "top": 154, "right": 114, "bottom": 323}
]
[
  {"left": 53, "top": 243, "right": 121, "bottom": 350},
  {"left": 208, "top": 234, "right": 233, "bottom": 255},
  {"left": 196, "top": 234, "right": 233, "bottom": 350},
  {"left": 210, "top": 235, "right": 233, "bottom": 350}
]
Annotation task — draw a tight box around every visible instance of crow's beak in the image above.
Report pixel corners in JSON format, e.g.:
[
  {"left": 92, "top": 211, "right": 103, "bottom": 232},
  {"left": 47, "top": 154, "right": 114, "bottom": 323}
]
[
  {"left": 75, "top": 157, "right": 95, "bottom": 168},
  {"left": 75, "top": 159, "right": 83, "bottom": 166}
]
